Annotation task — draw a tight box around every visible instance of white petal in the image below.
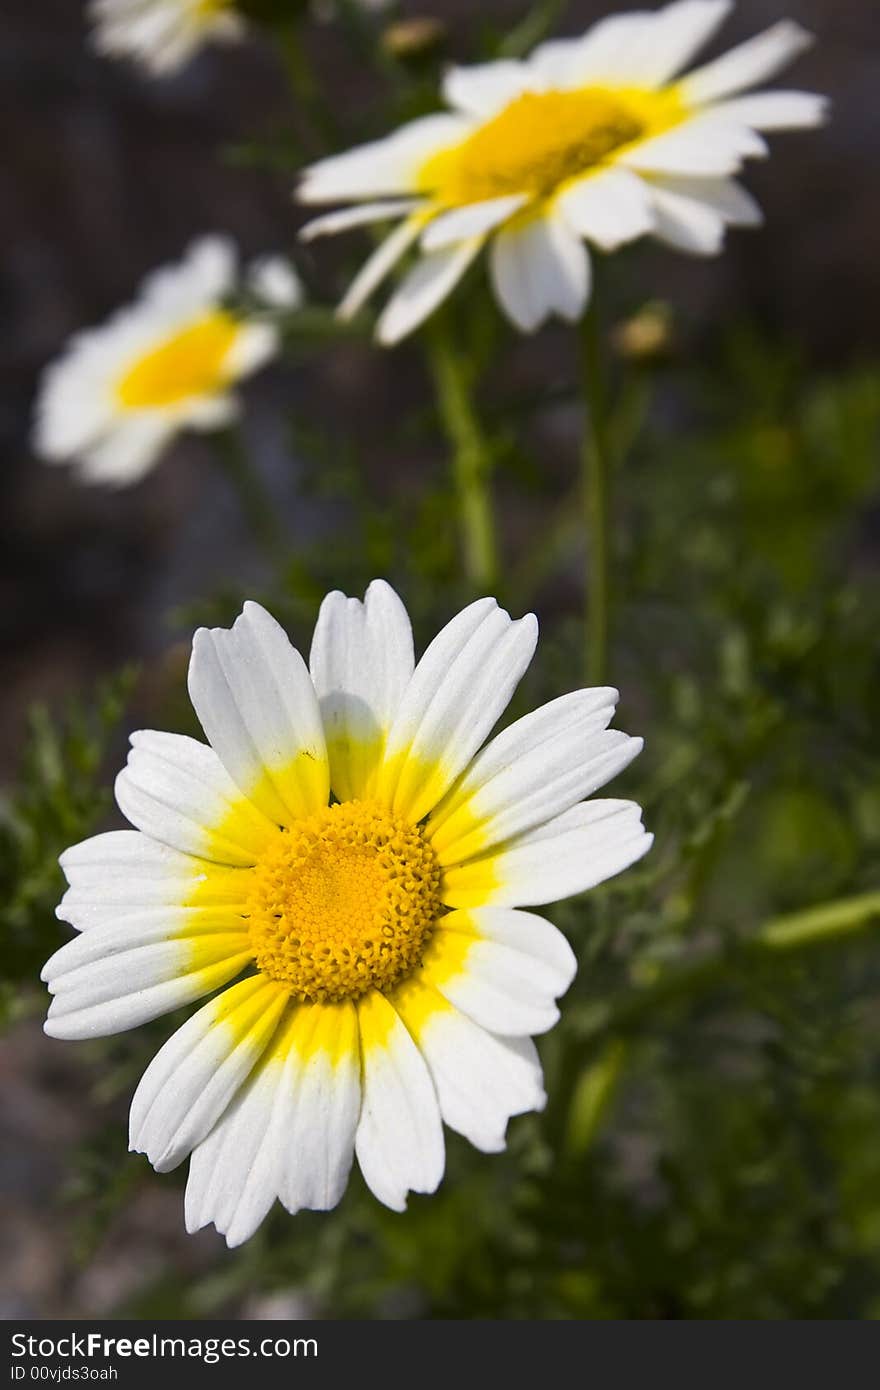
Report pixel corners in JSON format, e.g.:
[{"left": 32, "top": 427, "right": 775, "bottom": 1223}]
[
  {"left": 114, "top": 731, "right": 276, "bottom": 865},
  {"left": 392, "top": 977, "right": 545, "bottom": 1153},
  {"left": 129, "top": 974, "right": 290, "bottom": 1173},
  {"left": 223, "top": 321, "right": 279, "bottom": 378},
  {"left": 619, "top": 114, "right": 767, "bottom": 176},
  {"left": 709, "top": 91, "right": 829, "bottom": 131},
  {"left": 32, "top": 359, "right": 116, "bottom": 462},
  {"left": 355, "top": 991, "right": 444, "bottom": 1211},
  {"left": 649, "top": 183, "right": 727, "bottom": 254},
  {"left": 246, "top": 255, "right": 304, "bottom": 310},
  {"left": 681, "top": 19, "right": 815, "bottom": 105},
  {"left": 57, "top": 830, "right": 249, "bottom": 931},
  {"left": 185, "top": 1037, "right": 288, "bottom": 1248},
  {"left": 188, "top": 601, "right": 329, "bottom": 828},
  {"left": 43, "top": 932, "right": 251, "bottom": 1040},
  {"left": 489, "top": 214, "right": 591, "bottom": 333},
  {"left": 556, "top": 167, "right": 656, "bottom": 251},
  {"left": 619, "top": 1, "right": 733, "bottom": 87},
  {"left": 77, "top": 416, "right": 176, "bottom": 487},
  {"left": 298, "top": 115, "right": 473, "bottom": 204},
  {"left": 377, "top": 238, "right": 484, "bottom": 347},
  {"left": 442, "top": 60, "right": 532, "bottom": 118},
  {"left": 421, "top": 195, "right": 528, "bottom": 252},
  {"left": 141, "top": 235, "right": 236, "bottom": 316},
  {"left": 648, "top": 173, "right": 763, "bottom": 226},
  {"left": 276, "top": 1003, "right": 361, "bottom": 1215},
  {"left": 185, "top": 1003, "right": 359, "bottom": 1246},
  {"left": 420, "top": 907, "right": 577, "bottom": 1036},
  {"left": 427, "top": 688, "right": 641, "bottom": 865},
  {"left": 441, "top": 799, "right": 653, "bottom": 908},
  {"left": 376, "top": 598, "right": 538, "bottom": 824},
  {"left": 531, "top": 13, "right": 652, "bottom": 87},
  {"left": 309, "top": 579, "right": 414, "bottom": 801},
  {"left": 44, "top": 906, "right": 247, "bottom": 969},
  {"left": 299, "top": 200, "right": 422, "bottom": 242},
  {"left": 337, "top": 215, "right": 425, "bottom": 321},
  {"left": 185, "top": 395, "right": 239, "bottom": 432}
]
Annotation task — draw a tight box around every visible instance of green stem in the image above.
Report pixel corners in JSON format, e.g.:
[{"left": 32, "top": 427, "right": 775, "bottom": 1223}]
[
  {"left": 499, "top": 0, "right": 569, "bottom": 57},
  {"left": 580, "top": 295, "right": 611, "bottom": 685},
  {"left": 278, "top": 21, "right": 337, "bottom": 151},
  {"left": 425, "top": 322, "right": 498, "bottom": 589},
  {"left": 758, "top": 891, "right": 880, "bottom": 950},
  {"left": 214, "top": 428, "right": 288, "bottom": 571}
]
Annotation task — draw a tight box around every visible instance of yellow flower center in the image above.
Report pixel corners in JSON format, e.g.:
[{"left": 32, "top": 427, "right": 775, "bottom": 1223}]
[
  {"left": 116, "top": 310, "right": 239, "bottom": 410},
  {"left": 420, "top": 85, "right": 684, "bottom": 207},
  {"left": 245, "top": 800, "right": 441, "bottom": 1004}
]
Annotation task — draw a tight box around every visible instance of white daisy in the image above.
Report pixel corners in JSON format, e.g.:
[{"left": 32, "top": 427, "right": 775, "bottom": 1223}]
[
  {"left": 42, "top": 581, "right": 651, "bottom": 1246},
  {"left": 88, "top": 0, "right": 246, "bottom": 77},
  {"left": 33, "top": 237, "right": 279, "bottom": 487},
  {"left": 297, "top": 1, "right": 828, "bottom": 343}
]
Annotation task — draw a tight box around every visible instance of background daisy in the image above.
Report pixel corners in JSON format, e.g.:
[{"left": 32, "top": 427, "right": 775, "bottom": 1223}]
[
  {"left": 88, "top": 0, "right": 246, "bottom": 76},
  {"left": 298, "top": 1, "right": 828, "bottom": 342},
  {"left": 41, "top": 581, "right": 650, "bottom": 1246},
  {"left": 33, "top": 236, "right": 280, "bottom": 487}
]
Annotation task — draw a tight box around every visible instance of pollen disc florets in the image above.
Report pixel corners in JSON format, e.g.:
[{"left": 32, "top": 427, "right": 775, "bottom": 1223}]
[
  {"left": 246, "top": 800, "right": 442, "bottom": 1003},
  {"left": 422, "top": 89, "right": 646, "bottom": 206}
]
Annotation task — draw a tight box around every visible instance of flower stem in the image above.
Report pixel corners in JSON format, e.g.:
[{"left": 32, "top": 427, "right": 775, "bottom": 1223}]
[
  {"left": 214, "top": 428, "right": 288, "bottom": 571},
  {"left": 580, "top": 293, "right": 611, "bottom": 685},
  {"left": 278, "top": 21, "right": 337, "bottom": 151},
  {"left": 425, "top": 321, "right": 498, "bottom": 590}
]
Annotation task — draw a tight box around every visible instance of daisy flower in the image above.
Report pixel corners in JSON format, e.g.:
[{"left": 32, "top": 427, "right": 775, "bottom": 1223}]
[
  {"left": 88, "top": 0, "right": 245, "bottom": 77},
  {"left": 42, "top": 582, "right": 651, "bottom": 1246},
  {"left": 297, "top": 1, "right": 828, "bottom": 343},
  {"left": 33, "top": 237, "right": 280, "bottom": 487}
]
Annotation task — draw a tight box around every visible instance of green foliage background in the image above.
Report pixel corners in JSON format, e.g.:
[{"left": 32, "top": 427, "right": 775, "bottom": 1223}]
[{"left": 3, "top": 0, "right": 879, "bottom": 1320}]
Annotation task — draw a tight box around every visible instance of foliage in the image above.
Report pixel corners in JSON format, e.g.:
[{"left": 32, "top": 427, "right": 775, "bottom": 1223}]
[{"left": 0, "top": 669, "right": 136, "bottom": 1025}]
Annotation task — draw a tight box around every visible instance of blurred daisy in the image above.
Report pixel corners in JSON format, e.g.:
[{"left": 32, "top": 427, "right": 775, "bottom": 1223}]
[
  {"left": 43, "top": 582, "right": 651, "bottom": 1246},
  {"left": 33, "top": 237, "right": 279, "bottom": 487},
  {"left": 88, "top": 0, "right": 245, "bottom": 76},
  {"left": 298, "top": 1, "right": 827, "bottom": 343}
]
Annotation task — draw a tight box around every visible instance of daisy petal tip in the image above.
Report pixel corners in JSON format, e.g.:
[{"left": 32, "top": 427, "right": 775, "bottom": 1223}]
[
  {"left": 183, "top": 1210, "right": 204, "bottom": 1238},
  {"left": 152, "top": 1146, "right": 180, "bottom": 1176},
  {"left": 533, "top": 1003, "right": 562, "bottom": 1036},
  {"left": 779, "top": 19, "right": 815, "bottom": 53},
  {"left": 240, "top": 597, "right": 274, "bottom": 626},
  {"left": 376, "top": 314, "right": 408, "bottom": 348}
]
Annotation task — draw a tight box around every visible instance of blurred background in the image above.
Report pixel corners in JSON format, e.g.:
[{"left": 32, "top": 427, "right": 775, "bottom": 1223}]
[{"left": 2, "top": 0, "right": 880, "bottom": 1318}]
